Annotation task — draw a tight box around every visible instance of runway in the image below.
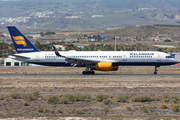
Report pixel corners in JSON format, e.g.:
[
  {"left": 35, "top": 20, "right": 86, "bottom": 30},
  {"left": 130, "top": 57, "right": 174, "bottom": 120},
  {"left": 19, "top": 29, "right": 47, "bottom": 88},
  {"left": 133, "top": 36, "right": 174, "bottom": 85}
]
[
  {"left": 1, "top": 91, "right": 180, "bottom": 94},
  {"left": 0, "top": 74, "right": 180, "bottom": 77}
]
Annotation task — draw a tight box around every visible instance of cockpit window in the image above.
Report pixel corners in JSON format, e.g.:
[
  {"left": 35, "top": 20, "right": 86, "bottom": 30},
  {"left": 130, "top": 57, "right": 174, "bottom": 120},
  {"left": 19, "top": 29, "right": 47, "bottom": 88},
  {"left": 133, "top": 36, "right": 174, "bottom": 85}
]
[{"left": 166, "top": 56, "right": 173, "bottom": 58}]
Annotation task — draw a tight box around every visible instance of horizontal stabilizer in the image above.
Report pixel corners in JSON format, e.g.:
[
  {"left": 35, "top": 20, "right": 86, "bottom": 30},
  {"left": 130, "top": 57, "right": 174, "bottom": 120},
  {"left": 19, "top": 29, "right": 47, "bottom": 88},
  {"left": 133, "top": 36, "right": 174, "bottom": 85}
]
[{"left": 10, "top": 54, "right": 30, "bottom": 59}]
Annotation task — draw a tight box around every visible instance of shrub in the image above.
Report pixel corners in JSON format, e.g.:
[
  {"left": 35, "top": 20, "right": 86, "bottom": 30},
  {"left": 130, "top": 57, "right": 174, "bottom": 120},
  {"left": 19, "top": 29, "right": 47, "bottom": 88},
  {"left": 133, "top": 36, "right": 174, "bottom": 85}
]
[
  {"left": 67, "top": 108, "right": 82, "bottom": 114},
  {"left": 147, "top": 106, "right": 155, "bottom": 112},
  {"left": 77, "top": 94, "right": 91, "bottom": 101},
  {"left": 131, "top": 95, "right": 152, "bottom": 102},
  {"left": 140, "top": 105, "right": 148, "bottom": 113},
  {"left": 58, "top": 96, "right": 69, "bottom": 104},
  {"left": 23, "top": 101, "right": 29, "bottom": 106},
  {"left": 38, "top": 108, "right": 43, "bottom": 113},
  {"left": 171, "top": 104, "right": 180, "bottom": 112},
  {"left": 172, "top": 99, "right": 177, "bottom": 103},
  {"left": 61, "top": 94, "right": 74, "bottom": 102},
  {"left": 59, "top": 93, "right": 64, "bottom": 98},
  {"left": 22, "top": 93, "right": 36, "bottom": 100},
  {"left": 150, "top": 97, "right": 155, "bottom": 101},
  {"left": 75, "top": 109, "right": 83, "bottom": 114},
  {"left": 155, "top": 98, "right": 161, "bottom": 101},
  {"left": 50, "top": 110, "right": 54, "bottom": 113},
  {"left": 0, "top": 96, "right": 4, "bottom": 100},
  {"left": 44, "top": 108, "right": 49, "bottom": 113},
  {"left": 102, "top": 99, "right": 109, "bottom": 105},
  {"left": 69, "top": 108, "right": 76, "bottom": 114},
  {"left": 85, "top": 99, "right": 91, "bottom": 102},
  {"left": 169, "top": 94, "right": 179, "bottom": 101},
  {"left": 58, "top": 94, "right": 92, "bottom": 103},
  {"left": 113, "top": 94, "right": 128, "bottom": 102},
  {"left": 57, "top": 109, "right": 63, "bottom": 113},
  {"left": 95, "top": 94, "right": 109, "bottom": 102},
  {"left": 103, "top": 108, "right": 109, "bottom": 113},
  {"left": 160, "top": 104, "right": 167, "bottom": 109},
  {"left": 46, "top": 96, "right": 59, "bottom": 104},
  {"left": 32, "top": 91, "right": 40, "bottom": 97},
  {"left": 9, "top": 93, "right": 21, "bottom": 99},
  {"left": 162, "top": 98, "right": 169, "bottom": 102},
  {"left": 126, "top": 106, "right": 131, "bottom": 111},
  {"left": 72, "top": 95, "right": 78, "bottom": 102}
]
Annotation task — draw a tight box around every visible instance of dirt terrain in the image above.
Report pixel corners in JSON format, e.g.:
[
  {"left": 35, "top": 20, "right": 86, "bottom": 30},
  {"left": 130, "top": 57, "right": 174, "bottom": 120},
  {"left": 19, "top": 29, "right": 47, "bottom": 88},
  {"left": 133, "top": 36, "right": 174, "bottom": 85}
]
[{"left": 0, "top": 66, "right": 180, "bottom": 120}]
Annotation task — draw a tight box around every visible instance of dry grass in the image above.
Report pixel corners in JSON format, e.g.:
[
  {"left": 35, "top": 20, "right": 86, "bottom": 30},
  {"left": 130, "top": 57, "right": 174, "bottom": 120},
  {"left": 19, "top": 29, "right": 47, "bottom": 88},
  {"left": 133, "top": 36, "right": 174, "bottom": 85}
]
[{"left": 0, "top": 66, "right": 180, "bottom": 118}]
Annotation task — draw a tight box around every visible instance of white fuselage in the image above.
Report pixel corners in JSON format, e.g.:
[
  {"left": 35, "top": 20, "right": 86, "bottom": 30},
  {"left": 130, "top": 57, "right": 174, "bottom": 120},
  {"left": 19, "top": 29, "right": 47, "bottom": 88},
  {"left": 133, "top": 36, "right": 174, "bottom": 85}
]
[{"left": 10, "top": 51, "right": 177, "bottom": 67}]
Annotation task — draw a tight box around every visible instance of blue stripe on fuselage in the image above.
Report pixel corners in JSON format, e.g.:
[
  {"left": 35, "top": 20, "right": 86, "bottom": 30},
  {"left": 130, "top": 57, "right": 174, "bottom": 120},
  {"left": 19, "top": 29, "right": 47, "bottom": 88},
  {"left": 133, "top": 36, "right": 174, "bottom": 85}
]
[{"left": 28, "top": 61, "right": 176, "bottom": 67}]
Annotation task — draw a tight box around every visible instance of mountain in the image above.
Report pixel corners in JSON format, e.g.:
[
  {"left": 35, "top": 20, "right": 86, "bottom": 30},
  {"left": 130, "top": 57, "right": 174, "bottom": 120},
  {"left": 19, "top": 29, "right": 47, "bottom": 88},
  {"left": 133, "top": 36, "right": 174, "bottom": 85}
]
[{"left": 0, "top": 0, "right": 180, "bottom": 29}]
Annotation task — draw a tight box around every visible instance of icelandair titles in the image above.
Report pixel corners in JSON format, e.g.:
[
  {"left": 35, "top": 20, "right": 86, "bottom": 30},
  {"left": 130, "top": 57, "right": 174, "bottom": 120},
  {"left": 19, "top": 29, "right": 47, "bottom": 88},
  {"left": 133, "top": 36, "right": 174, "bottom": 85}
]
[
  {"left": 17, "top": 48, "right": 34, "bottom": 51},
  {"left": 130, "top": 53, "right": 154, "bottom": 56}
]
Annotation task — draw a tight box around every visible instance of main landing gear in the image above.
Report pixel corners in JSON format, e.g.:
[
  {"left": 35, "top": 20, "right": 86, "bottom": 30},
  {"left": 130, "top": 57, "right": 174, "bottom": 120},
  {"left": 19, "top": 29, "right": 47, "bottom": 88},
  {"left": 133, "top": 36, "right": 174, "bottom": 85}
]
[
  {"left": 154, "top": 66, "right": 158, "bottom": 75},
  {"left": 82, "top": 71, "right": 95, "bottom": 75},
  {"left": 82, "top": 64, "right": 95, "bottom": 75}
]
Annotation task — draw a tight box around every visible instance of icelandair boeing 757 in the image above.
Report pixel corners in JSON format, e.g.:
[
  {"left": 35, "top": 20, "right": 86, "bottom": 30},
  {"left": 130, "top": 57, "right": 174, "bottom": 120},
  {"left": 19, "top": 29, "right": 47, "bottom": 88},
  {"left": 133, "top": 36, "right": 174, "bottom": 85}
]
[{"left": 7, "top": 26, "right": 178, "bottom": 75}]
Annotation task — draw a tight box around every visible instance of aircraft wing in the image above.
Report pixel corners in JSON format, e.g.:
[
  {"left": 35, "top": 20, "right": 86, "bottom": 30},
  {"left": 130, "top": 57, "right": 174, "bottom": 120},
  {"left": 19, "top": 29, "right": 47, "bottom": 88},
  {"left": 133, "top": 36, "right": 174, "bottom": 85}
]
[
  {"left": 65, "top": 57, "right": 99, "bottom": 65},
  {"left": 52, "top": 46, "right": 99, "bottom": 65}
]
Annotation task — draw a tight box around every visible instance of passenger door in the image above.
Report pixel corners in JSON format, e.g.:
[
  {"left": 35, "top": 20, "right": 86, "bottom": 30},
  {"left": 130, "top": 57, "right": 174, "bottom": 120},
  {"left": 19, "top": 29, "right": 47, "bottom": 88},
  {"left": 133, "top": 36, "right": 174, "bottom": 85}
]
[
  {"left": 36, "top": 55, "right": 39, "bottom": 61},
  {"left": 123, "top": 55, "right": 127, "bottom": 61},
  {"left": 157, "top": 55, "right": 161, "bottom": 61}
]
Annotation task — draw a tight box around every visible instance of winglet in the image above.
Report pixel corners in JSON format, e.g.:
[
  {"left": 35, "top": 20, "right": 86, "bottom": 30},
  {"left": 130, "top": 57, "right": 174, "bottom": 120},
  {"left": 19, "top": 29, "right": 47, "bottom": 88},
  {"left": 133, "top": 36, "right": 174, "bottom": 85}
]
[{"left": 52, "top": 46, "right": 61, "bottom": 57}]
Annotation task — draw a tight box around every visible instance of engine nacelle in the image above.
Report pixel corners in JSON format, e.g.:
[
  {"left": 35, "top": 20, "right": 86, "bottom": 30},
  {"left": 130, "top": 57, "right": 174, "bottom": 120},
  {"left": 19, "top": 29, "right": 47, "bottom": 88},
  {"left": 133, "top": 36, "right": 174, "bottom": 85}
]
[{"left": 91, "top": 62, "right": 118, "bottom": 71}]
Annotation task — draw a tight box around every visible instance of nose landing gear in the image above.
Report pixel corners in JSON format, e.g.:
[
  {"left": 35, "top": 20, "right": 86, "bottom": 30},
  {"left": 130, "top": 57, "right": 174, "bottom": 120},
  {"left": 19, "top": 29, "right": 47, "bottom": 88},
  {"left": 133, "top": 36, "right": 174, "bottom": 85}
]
[{"left": 154, "top": 66, "right": 159, "bottom": 75}]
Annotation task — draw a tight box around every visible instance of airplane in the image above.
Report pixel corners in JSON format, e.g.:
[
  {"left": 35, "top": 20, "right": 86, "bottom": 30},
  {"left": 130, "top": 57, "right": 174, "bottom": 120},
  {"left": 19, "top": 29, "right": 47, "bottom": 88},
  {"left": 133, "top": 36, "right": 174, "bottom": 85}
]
[{"left": 7, "top": 26, "right": 178, "bottom": 75}]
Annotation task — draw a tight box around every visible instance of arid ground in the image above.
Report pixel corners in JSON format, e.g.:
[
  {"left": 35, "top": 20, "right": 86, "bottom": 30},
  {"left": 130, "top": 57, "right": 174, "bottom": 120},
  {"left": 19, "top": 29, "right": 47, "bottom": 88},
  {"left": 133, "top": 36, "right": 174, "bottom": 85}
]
[{"left": 0, "top": 66, "right": 180, "bottom": 120}]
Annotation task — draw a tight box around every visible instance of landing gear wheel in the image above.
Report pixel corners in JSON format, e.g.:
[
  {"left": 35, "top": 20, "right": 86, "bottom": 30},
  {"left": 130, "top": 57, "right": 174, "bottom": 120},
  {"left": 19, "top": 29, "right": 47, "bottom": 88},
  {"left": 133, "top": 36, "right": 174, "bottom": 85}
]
[
  {"left": 82, "top": 71, "right": 86, "bottom": 75},
  {"left": 87, "top": 71, "right": 91, "bottom": 75},
  {"left": 82, "top": 71, "right": 95, "bottom": 75},
  {"left": 154, "top": 66, "right": 158, "bottom": 75},
  {"left": 91, "top": 71, "right": 95, "bottom": 75}
]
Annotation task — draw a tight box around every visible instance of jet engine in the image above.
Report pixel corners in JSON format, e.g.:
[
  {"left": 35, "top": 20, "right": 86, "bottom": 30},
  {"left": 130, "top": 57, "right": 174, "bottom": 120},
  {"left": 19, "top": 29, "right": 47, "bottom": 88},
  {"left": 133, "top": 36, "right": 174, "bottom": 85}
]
[{"left": 91, "top": 62, "right": 118, "bottom": 71}]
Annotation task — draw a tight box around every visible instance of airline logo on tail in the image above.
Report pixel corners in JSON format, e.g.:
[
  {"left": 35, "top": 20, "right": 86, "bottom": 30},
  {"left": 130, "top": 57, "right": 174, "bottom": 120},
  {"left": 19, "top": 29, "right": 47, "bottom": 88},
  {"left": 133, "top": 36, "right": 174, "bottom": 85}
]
[
  {"left": 54, "top": 50, "right": 58, "bottom": 53},
  {"left": 12, "top": 36, "right": 27, "bottom": 47}
]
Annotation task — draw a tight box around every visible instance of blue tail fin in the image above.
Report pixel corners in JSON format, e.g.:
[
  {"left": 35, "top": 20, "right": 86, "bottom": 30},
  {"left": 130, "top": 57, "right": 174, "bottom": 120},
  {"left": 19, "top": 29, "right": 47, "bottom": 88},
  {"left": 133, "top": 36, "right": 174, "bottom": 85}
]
[{"left": 7, "top": 26, "right": 40, "bottom": 54}]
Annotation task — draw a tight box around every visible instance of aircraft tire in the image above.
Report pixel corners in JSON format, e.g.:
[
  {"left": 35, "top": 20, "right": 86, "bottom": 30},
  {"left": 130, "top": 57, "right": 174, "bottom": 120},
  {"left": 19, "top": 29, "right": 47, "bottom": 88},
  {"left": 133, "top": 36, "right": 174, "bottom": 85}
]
[
  {"left": 154, "top": 72, "right": 157, "bottom": 75},
  {"left": 87, "top": 71, "right": 91, "bottom": 75},
  {"left": 82, "top": 71, "right": 86, "bottom": 75},
  {"left": 91, "top": 71, "right": 95, "bottom": 75}
]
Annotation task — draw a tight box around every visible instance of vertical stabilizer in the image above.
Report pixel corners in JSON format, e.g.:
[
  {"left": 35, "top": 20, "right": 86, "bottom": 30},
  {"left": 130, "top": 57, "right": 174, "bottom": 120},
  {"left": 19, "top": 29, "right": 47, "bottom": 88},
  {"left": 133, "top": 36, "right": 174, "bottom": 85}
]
[{"left": 7, "top": 26, "right": 40, "bottom": 54}]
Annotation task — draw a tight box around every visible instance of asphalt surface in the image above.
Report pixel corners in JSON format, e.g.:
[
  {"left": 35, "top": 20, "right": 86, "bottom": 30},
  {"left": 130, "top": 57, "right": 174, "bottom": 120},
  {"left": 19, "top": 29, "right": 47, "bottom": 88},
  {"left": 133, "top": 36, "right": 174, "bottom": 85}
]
[
  {"left": 1, "top": 91, "right": 180, "bottom": 94},
  {"left": 0, "top": 73, "right": 180, "bottom": 94},
  {"left": 0, "top": 74, "right": 180, "bottom": 77}
]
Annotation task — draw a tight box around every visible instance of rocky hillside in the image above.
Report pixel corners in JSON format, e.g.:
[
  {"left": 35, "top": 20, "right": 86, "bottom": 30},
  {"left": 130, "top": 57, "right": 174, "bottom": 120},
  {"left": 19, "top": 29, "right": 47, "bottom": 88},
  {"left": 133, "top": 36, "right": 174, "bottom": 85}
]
[{"left": 1, "top": 0, "right": 180, "bottom": 29}]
